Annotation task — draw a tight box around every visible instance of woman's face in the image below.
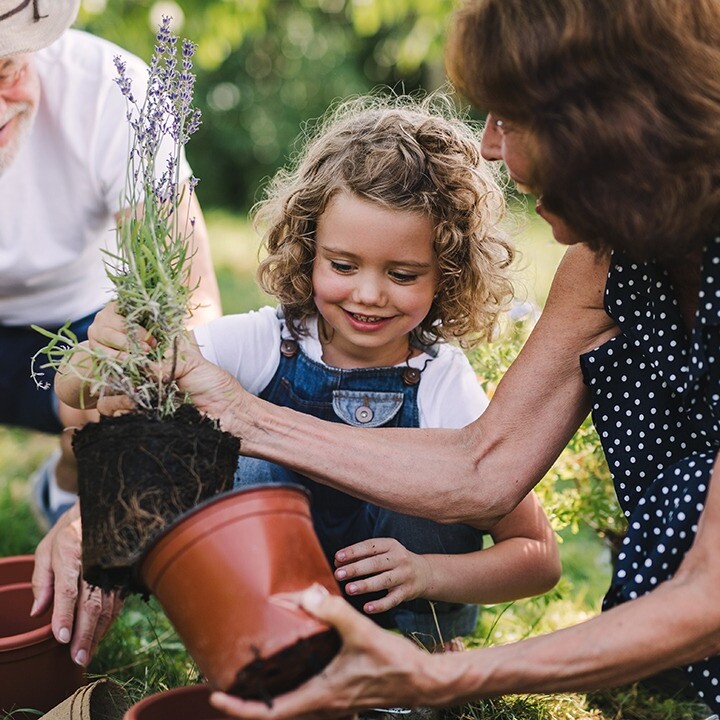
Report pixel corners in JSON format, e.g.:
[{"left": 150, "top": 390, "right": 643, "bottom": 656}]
[{"left": 481, "top": 114, "right": 582, "bottom": 246}]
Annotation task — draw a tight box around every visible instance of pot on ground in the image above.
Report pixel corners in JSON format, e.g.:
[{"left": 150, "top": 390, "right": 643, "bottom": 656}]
[
  {"left": 0, "top": 556, "right": 85, "bottom": 717},
  {"left": 73, "top": 404, "right": 240, "bottom": 594},
  {"left": 124, "top": 685, "right": 229, "bottom": 720},
  {"left": 138, "top": 484, "right": 342, "bottom": 702}
]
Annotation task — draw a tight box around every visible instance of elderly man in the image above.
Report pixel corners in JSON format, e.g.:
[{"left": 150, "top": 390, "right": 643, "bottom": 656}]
[{"left": 0, "top": 0, "right": 221, "bottom": 528}]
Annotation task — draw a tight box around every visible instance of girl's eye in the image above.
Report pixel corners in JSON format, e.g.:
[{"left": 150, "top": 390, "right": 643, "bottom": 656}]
[
  {"left": 390, "top": 271, "right": 418, "bottom": 283},
  {"left": 330, "top": 260, "right": 354, "bottom": 273}
]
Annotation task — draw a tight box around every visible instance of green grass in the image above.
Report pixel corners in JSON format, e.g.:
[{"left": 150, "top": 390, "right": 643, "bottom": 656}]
[{"left": 0, "top": 209, "right": 711, "bottom": 719}]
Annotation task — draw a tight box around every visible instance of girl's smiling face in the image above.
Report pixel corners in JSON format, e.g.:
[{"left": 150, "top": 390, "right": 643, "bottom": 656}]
[{"left": 312, "top": 191, "right": 439, "bottom": 369}]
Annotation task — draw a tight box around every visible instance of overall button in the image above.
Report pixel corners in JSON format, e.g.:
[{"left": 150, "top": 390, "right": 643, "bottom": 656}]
[
  {"left": 333, "top": 390, "right": 403, "bottom": 427},
  {"left": 355, "top": 405, "right": 374, "bottom": 423},
  {"left": 280, "top": 339, "right": 298, "bottom": 358},
  {"left": 402, "top": 367, "right": 420, "bottom": 385}
]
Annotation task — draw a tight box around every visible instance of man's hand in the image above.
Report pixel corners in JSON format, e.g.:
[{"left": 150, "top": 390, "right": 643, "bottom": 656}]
[{"left": 31, "top": 501, "right": 122, "bottom": 666}]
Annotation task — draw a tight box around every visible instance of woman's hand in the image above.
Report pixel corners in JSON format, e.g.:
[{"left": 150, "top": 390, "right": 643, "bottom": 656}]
[
  {"left": 209, "top": 585, "right": 443, "bottom": 719},
  {"left": 334, "top": 538, "right": 433, "bottom": 614},
  {"left": 31, "top": 501, "right": 123, "bottom": 666}
]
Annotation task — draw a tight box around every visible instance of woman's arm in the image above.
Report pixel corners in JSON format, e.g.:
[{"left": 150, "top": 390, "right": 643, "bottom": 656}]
[
  {"left": 210, "top": 453, "right": 720, "bottom": 718},
  {"left": 194, "top": 244, "right": 616, "bottom": 527}
]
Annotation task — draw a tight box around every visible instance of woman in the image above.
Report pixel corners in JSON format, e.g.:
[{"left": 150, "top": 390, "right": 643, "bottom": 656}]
[{"left": 34, "top": 0, "right": 720, "bottom": 715}]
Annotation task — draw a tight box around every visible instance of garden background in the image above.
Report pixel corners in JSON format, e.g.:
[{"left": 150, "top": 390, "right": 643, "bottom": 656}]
[{"left": 0, "top": 1, "right": 707, "bottom": 718}]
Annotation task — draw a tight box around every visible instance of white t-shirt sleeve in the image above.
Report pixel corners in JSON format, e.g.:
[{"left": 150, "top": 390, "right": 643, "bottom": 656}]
[
  {"left": 417, "top": 345, "right": 489, "bottom": 429},
  {"left": 192, "top": 306, "right": 281, "bottom": 396}
]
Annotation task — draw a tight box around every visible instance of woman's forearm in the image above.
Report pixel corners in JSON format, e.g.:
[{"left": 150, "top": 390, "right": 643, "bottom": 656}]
[
  {"left": 223, "top": 394, "right": 518, "bottom": 525},
  {"left": 428, "top": 564, "right": 720, "bottom": 704},
  {"left": 218, "top": 339, "right": 589, "bottom": 526}
]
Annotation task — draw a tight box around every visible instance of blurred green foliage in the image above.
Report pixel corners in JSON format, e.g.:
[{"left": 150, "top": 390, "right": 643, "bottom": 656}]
[
  {"left": 469, "top": 320, "right": 627, "bottom": 558},
  {"left": 77, "top": 0, "right": 458, "bottom": 211}
]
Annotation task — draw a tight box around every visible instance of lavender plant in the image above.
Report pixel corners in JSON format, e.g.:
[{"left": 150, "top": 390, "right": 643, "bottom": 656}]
[{"left": 33, "top": 17, "right": 202, "bottom": 418}]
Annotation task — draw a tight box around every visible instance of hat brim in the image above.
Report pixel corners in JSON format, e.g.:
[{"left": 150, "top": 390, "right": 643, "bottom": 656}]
[{"left": 0, "top": 0, "right": 80, "bottom": 57}]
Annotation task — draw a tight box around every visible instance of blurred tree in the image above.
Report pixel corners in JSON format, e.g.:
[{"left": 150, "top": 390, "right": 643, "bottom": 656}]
[{"left": 78, "top": 0, "right": 458, "bottom": 210}]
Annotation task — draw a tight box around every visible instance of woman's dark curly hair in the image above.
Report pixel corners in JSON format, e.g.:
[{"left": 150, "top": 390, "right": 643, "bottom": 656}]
[
  {"left": 446, "top": 0, "right": 720, "bottom": 261},
  {"left": 252, "top": 91, "right": 514, "bottom": 347}
]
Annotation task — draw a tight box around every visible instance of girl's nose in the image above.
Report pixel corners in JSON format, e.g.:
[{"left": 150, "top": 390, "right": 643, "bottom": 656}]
[
  {"left": 353, "top": 275, "right": 387, "bottom": 307},
  {"left": 480, "top": 114, "right": 502, "bottom": 161}
]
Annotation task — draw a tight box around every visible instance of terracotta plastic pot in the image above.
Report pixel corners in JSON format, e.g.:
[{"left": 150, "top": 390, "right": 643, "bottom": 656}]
[
  {"left": 124, "top": 685, "right": 230, "bottom": 720},
  {"left": 0, "top": 557, "right": 85, "bottom": 716},
  {"left": 0, "top": 554, "right": 35, "bottom": 585},
  {"left": 138, "top": 485, "right": 342, "bottom": 701}
]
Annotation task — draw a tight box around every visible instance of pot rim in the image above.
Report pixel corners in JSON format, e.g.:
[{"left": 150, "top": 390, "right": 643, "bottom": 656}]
[
  {"left": 133, "top": 483, "right": 311, "bottom": 587},
  {"left": 124, "top": 683, "right": 228, "bottom": 719},
  {"left": 0, "top": 554, "right": 34, "bottom": 567}
]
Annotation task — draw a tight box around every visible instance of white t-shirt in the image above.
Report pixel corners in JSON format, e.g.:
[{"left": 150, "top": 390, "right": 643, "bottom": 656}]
[
  {"left": 193, "top": 306, "right": 489, "bottom": 429},
  {"left": 0, "top": 30, "right": 191, "bottom": 326}
]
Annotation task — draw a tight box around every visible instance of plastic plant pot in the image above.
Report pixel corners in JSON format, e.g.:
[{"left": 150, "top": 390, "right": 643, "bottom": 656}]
[
  {"left": 138, "top": 485, "right": 342, "bottom": 702},
  {"left": 124, "top": 685, "right": 230, "bottom": 720},
  {"left": 0, "top": 554, "right": 35, "bottom": 586},
  {"left": 0, "top": 562, "right": 85, "bottom": 716}
]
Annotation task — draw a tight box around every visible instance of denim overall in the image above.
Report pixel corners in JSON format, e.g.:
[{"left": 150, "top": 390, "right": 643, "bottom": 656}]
[{"left": 235, "top": 328, "right": 483, "bottom": 645}]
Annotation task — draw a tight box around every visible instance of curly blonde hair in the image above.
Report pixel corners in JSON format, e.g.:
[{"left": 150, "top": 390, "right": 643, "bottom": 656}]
[{"left": 253, "top": 91, "right": 515, "bottom": 347}]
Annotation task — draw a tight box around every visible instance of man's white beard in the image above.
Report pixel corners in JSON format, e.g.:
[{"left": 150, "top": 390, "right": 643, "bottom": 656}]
[{"left": 0, "top": 102, "right": 35, "bottom": 176}]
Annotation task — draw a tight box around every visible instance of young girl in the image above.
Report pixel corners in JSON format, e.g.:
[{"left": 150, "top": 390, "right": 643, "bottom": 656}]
[{"left": 58, "top": 93, "right": 560, "bottom": 652}]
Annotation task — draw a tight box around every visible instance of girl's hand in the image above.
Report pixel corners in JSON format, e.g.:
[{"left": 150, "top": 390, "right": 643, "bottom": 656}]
[
  {"left": 87, "top": 301, "right": 155, "bottom": 357},
  {"left": 88, "top": 302, "right": 243, "bottom": 424},
  {"left": 333, "top": 538, "right": 433, "bottom": 614}
]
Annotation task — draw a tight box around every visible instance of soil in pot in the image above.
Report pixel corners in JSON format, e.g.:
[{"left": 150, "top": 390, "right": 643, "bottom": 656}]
[
  {"left": 138, "top": 485, "right": 343, "bottom": 702},
  {"left": 74, "top": 403, "right": 240, "bottom": 594}
]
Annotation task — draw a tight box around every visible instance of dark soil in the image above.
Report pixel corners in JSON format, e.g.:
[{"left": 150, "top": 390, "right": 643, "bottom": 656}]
[
  {"left": 74, "top": 404, "right": 240, "bottom": 594},
  {"left": 229, "top": 628, "right": 341, "bottom": 703}
]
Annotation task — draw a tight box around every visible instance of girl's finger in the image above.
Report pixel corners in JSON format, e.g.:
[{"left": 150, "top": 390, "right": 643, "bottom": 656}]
[
  {"left": 335, "top": 538, "right": 393, "bottom": 565},
  {"left": 364, "top": 588, "right": 406, "bottom": 614}
]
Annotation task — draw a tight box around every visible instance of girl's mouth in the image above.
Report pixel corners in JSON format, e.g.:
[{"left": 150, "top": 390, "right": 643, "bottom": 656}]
[
  {"left": 343, "top": 309, "right": 392, "bottom": 329},
  {"left": 351, "top": 313, "right": 384, "bottom": 323}
]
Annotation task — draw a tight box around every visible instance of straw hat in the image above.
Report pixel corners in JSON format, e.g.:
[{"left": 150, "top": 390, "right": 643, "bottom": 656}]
[{"left": 0, "top": 0, "right": 80, "bottom": 57}]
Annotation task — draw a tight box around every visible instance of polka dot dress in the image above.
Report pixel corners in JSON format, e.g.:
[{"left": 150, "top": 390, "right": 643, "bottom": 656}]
[{"left": 580, "top": 235, "right": 720, "bottom": 710}]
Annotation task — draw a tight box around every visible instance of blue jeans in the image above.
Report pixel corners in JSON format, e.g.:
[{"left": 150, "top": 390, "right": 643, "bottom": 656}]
[
  {"left": 236, "top": 336, "right": 483, "bottom": 643},
  {"left": 0, "top": 311, "right": 98, "bottom": 433}
]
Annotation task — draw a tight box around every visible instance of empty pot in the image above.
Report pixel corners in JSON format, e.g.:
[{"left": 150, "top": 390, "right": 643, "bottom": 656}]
[
  {"left": 124, "top": 684, "right": 229, "bottom": 720},
  {"left": 138, "top": 485, "right": 342, "bottom": 701},
  {"left": 0, "top": 556, "right": 85, "bottom": 716}
]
